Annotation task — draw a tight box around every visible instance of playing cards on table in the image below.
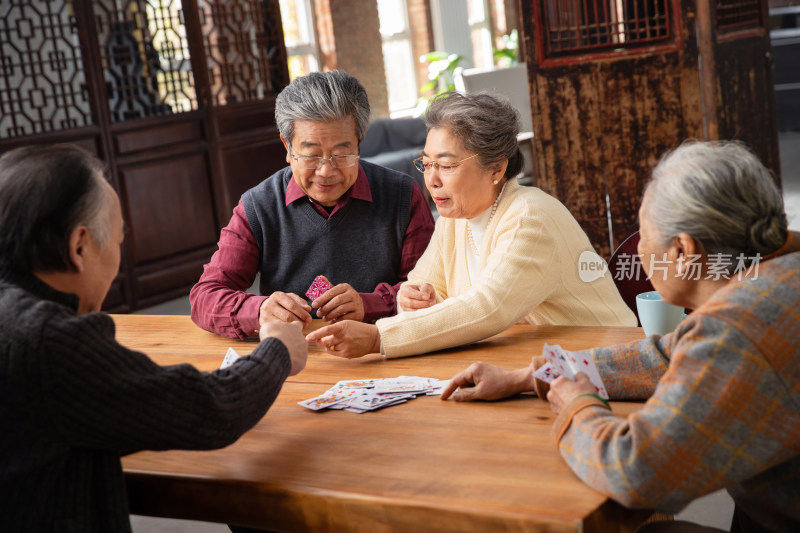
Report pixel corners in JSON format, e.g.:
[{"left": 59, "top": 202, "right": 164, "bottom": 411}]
[
  {"left": 532, "top": 343, "right": 608, "bottom": 399},
  {"left": 299, "top": 376, "right": 451, "bottom": 413}
]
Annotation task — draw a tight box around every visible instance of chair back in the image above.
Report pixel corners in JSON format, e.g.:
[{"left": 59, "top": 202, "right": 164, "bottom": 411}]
[
  {"left": 607, "top": 231, "right": 654, "bottom": 326},
  {"left": 454, "top": 64, "right": 532, "bottom": 132}
]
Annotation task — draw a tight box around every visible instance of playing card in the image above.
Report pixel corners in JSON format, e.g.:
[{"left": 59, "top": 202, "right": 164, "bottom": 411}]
[
  {"left": 532, "top": 364, "right": 558, "bottom": 384},
  {"left": 573, "top": 353, "right": 609, "bottom": 399},
  {"left": 299, "top": 376, "right": 448, "bottom": 413},
  {"left": 298, "top": 387, "right": 359, "bottom": 411},
  {"left": 540, "top": 343, "right": 608, "bottom": 399},
  {"left": 542, "top": 344, "right": 568, "bottom": 377},
  {"left": 425, "top": 379, "right": 451, "bottom": 395},
  {"left": 305, "top": 275, "right": 333, "bottom": 300},
  {"left": 334, "top": 379, "right": 379, "bottom": 389},
  {"left": 220, "top": 347, "right": 241, "bottom": 369},
  {"left": 349, "top": 391, "right": 412, "bottom": 411},
  {"left": 374, "top": 378, "right": 430, "bottom": 394}
]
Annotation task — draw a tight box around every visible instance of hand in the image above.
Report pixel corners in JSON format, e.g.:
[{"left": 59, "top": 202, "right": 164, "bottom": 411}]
[
  {"left": 441, "top": 362, "right": 534, "bottom": 401},
  {"left": 546, "top": 372, "right": 597, "bottom": 415},
  {"left": 259, "top": 321, "right": 308, "bottom": 376},
  {"left": 312, "top": 283, "right": 365, "bottom": 323},
  {"left": 305, "top": 320, "right": 380, "bottom": 359},
  {"left": 259, "top": 292, "right": 312, "bottom": 326},
  {"left": 397, "top": 282, "right": 436, "bottom": 311}
]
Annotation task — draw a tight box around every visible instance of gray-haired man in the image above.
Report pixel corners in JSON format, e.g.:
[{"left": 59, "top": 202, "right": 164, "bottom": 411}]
[
  {"left": 190, "top": 70, "right": 435, "bottom": 339},
  {"left": 0, "top": 144, "right": 307, "bottom": 532}
]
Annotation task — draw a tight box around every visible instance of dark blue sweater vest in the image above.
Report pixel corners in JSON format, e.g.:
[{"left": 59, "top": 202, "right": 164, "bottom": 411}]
[{"left": 242, "top": 160, "right": 413, "bottom": 311}]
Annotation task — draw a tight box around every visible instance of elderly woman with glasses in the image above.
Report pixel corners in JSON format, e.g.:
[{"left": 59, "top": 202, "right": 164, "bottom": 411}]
[
  {"left": 190, "top": 71, "right": 435, "bottom": 339},
  {"left": 307, "top": 92, "right": 635, "bottom": 359}
]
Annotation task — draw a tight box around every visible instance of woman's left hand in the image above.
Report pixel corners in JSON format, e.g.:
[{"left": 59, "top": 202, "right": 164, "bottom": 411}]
[
  {"left": 546, "top": 372, "right": 597, "bottom": 415},
  {"left": 397, "top": 282, "right": 436, "bottom": 311},
  {"left": 305, "top": 320, "right": 381, "bottom": 359}
]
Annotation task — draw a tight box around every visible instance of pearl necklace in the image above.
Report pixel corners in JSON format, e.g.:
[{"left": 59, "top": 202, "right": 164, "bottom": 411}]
[{"left": 466, "top": 181, "right": 507, "bottom": 256}]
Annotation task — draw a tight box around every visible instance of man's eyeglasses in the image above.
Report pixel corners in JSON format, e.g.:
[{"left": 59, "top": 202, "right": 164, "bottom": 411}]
[
  {"left": 290, "top": 151, "right": 360, "bottom": 170},
  {"left": 413, "top": 153, "right": 479, "bottom": 175}
]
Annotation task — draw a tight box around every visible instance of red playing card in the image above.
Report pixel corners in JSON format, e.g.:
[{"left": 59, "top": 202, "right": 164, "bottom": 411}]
[{"left": 305, "top": 275, "right": 333, "bottom": 300}]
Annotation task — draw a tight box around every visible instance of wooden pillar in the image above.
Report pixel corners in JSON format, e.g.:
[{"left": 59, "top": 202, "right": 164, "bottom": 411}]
[{"left": 519, "top": 0, "right": 779, "bottom": 258}]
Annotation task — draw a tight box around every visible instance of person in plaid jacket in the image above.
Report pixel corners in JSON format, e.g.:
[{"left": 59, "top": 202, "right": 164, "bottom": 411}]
[{"left": 442, "top": 141, "right": 800, "bottom": 533}]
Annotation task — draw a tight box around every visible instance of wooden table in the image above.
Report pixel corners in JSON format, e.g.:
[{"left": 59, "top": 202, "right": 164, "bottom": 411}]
[{"left": 115, "top": 315, "right": 650, "bottom": 532}]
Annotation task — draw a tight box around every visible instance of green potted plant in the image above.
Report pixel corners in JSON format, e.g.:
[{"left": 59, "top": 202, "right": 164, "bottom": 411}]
[
  {"left": 414, "top": 51, "right": 462, "bottom": 115},
  {"left": 493, "top": 29, "right": 519, "bottom": 67}
]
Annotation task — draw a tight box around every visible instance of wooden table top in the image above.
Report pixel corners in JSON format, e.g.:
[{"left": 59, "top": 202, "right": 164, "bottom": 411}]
[{"left": 115, "top": 315, "right": 650, "bottom": 532}]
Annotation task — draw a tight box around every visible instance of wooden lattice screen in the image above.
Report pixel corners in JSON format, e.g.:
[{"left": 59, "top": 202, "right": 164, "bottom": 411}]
[
  {"left": 0, "top": 1, "right": 93, "bottom": 137},
  {"left": 0, "top": 0, "right": 290, "bottom": 312},
  {"left": 198, "top": 0, "right": 285, "bottom": 105},
  {"left": 541, "top": 0, "right": 674, "bottom": 58},
  {"left": 94, "top": 0, "right": 198, "bottom": 123},
  {"left": 522, "top": 0, "right": 779, "bottom": 258},
  {"left": 716, "top": 0, "right": 763, "bottom": 32}
]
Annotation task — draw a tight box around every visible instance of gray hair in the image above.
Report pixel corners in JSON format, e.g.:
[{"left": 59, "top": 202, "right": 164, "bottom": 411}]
[
  {"left": 644, "top": 141, "right": 787, "bottom": 260},
  {"left": 80, "top": 177, "right": 112, "bottom": 249},
  {"left": 0, "top": 144, "right": 111, "bottom": 273},
  {"left": 423, "top": 91, "right": 523, "bottom": 178},
  {"left": 275, "top": 70, "right": 371, "bottom": 146}
]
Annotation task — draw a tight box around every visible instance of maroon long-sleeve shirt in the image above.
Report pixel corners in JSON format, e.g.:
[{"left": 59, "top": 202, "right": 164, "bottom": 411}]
[{"left": 190, "top": 167, "right": 434, "bottom": 338}]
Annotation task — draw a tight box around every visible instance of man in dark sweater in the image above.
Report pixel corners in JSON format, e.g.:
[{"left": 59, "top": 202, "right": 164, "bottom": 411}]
[
  {"left": 190, "top": 71, "right": 435, "bottom": 339},
  {"left": 0, "top": 144, "right": 308, "bottom": 532}
]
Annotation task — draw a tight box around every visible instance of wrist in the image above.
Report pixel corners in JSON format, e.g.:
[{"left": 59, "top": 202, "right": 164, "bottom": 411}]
[
  {"left": 513, "top": 365, "right": 536, "bottom": 394},
  {"left": 370, "top": 325, "right": 381, "bottom": 353},
  {"left": 572, "top": 393, "right": 611, "bottom": 410}
]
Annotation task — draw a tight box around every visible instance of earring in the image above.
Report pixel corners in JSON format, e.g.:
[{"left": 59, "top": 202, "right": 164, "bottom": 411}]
[{"left": 493, "top": 179, "right": 499, "bottom": 185}]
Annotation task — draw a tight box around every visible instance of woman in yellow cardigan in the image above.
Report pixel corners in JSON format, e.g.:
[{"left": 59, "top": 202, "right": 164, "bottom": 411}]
[{"left": 306, "top": 92, "right": 636, "bottom": 358}]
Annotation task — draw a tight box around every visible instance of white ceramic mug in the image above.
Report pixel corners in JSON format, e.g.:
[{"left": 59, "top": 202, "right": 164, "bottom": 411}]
[{"left": 635, "top": 291, "right": 685, "bottom": 337}]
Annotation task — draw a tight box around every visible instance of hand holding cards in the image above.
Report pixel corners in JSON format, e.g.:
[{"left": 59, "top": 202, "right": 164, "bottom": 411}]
[
  {"left": 220, "top": 347, "right": 241, "bottom": 369},
  {"left": 299, "top": 376, "right": 451, "bottom": 413},
  {"left": 532, "top": 343, "right": 608, "bottom": 399},
  {"left": 305, "top": 275, "right": 333, "bottom": 301}
]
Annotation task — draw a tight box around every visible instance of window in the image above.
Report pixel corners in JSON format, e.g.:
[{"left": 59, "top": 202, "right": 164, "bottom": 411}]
[
  {"left": 279, "top": 0, "right": 319, "bottom": 80},
  {"left": 467, "top": 0, "right": 493, "bottom": 68},
  {"left": 540, "top": 0, "right": 673, "bottom": 58},
  {"left": 378, "top": 0, "right": 418, "bottom": 113},
  {"left": 716, "top": 0, "right": 763, "bottom": 32}
]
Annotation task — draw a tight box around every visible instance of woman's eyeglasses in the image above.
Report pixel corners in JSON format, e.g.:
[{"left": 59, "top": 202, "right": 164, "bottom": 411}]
[{"left": 413, "top": 153, "right": 479, "bottom": 175}]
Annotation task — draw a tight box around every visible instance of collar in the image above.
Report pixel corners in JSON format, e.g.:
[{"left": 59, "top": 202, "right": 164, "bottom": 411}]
[
  {"left": 763, "top": 230, "right": 800, "bottom": 260},
  {"left": 284, "top": 164, "right": 373, "bottom": 207},
  {"left": 0, "top": 264, "right": 80, "bottom": 312}
]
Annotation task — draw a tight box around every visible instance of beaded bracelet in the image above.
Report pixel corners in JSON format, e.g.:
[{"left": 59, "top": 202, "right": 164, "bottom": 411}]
[{"left": 573, "top": 393, "right": 611, "bottom": 410}]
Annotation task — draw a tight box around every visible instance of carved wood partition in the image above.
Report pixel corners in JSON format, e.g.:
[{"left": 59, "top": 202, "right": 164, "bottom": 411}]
[
  {"left": 519, "top": 0, "right": 779, "bottom": 258},
  {"left": 0, "top": 0, "right": 289, "bottom": 311}
]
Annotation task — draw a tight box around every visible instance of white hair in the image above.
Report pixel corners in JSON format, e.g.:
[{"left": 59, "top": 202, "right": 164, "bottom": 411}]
[
  {"left": 644, "top": 141, "right": 787, "bottom": 260},
  {"left": 82, "top": 174, "right": 112, "bottom": 248},
  {"left": 275, "top": 70, "right": 370, "bottom": 145}
]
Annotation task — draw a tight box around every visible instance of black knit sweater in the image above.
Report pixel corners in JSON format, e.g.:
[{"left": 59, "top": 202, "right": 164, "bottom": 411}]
[{"left": 0, "top": 268, "right": 291, "bottom": 532}]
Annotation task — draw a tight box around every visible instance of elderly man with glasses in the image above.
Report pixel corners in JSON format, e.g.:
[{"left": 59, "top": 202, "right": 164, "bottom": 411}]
[{"left": 191, "top": 71, "right": 435, "bottom": 338}]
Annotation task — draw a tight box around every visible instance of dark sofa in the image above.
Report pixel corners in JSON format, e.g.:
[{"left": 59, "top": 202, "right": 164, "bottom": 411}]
[{"left": 360, "top": 117, "right": 427, "bottom": 190}]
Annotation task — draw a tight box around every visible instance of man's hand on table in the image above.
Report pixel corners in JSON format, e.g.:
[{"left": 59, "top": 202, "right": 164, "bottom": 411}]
[
  {"left": 312, "top": 283, "right": 365, "bottom": 323},
  {"left": 305, "top": 320, "right": 380, "bottom": 359},
  {"left": 441, "top": 362, "right": 535, "bottom": 401},
  {"left": 546, "top": 372, "right": 596, "bottom": 415},
  {"left": 259, "top": 321, "right": 308, "bottom": 376},
  {"left": 397, "top": 282, "right": 436, "bottom": 311},
  {"left": 259, "top": 292, "right": 312, "bottom": 326}
]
